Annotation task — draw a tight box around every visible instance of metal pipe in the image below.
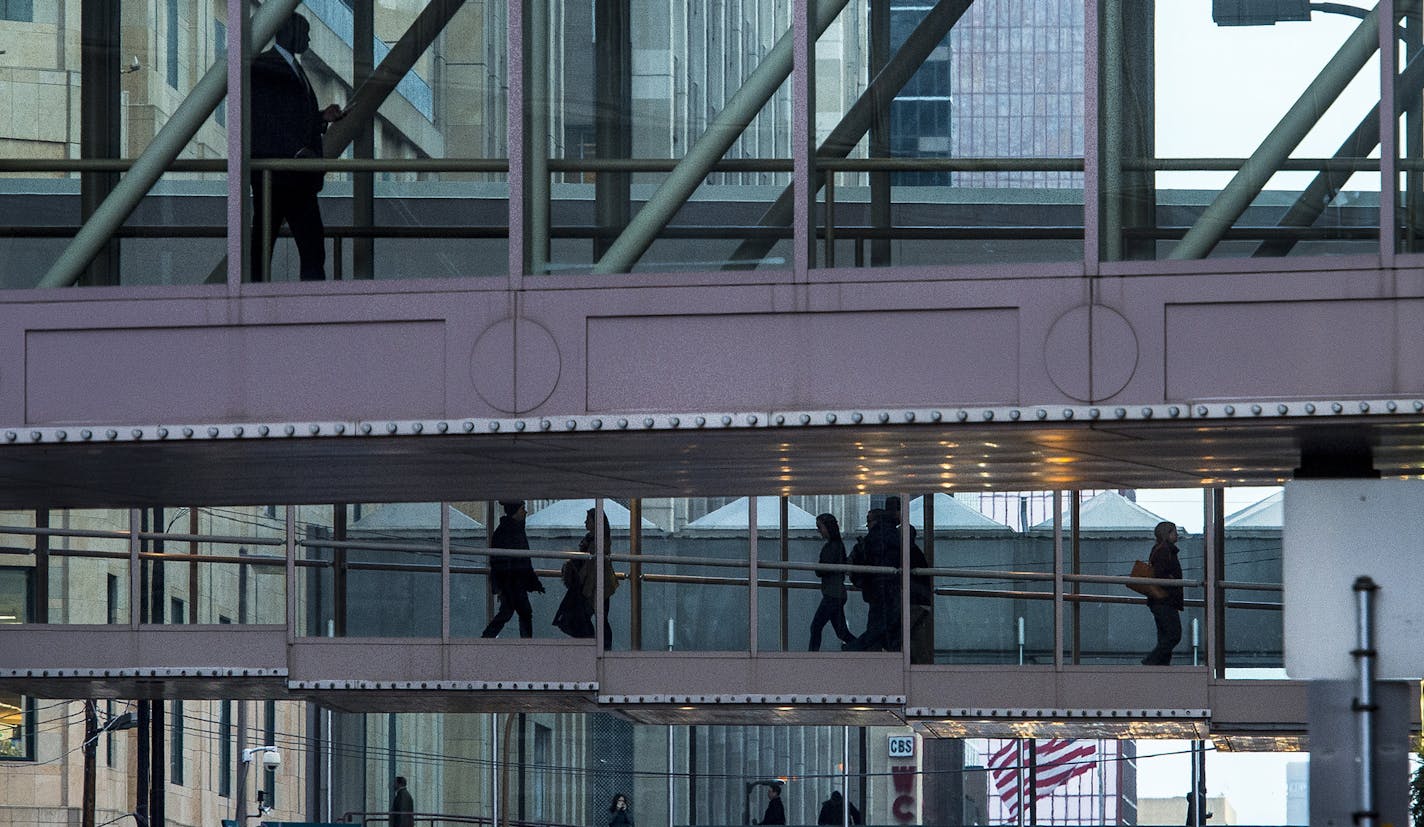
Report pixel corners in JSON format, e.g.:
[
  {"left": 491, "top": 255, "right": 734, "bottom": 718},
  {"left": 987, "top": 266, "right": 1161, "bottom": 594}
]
[
  {"left": 321, "top": 0, "right": 467, "bottom": 158},
  {"left": 868, "top": 0, "right": 892, "bottom": 267},
  {"left": 1253, "top": 46, "right": 1424, "bottom": 256},
  {"left": 351, "top": 0, "right": 375, "bottom": 280},
  {"left": 593, "top": 0, "right": 632, "bottom": 260},
  {"left": 1169, "top": 4, "right": 1389, "bottom": 259},
  {"left": 593, "top": 0, "right": 853, "bottom": 273},
  {"left": 1102, "top": 0, "right": 1124, "bottom": 261},
  {"left": 724, "top": 0, "right": 975, "bottom": 269},
  {"left": 137, "top": 531, "right": 283, "bottom": 546},
  {"left": 39, "top": 0, "right": 303, "bottom": 288},
  {"left": 528, "top": 0, "right": 550, "bottom": 274},
  {"left": 1354, "top": 575, "right": 1379, "bottom": 827}
]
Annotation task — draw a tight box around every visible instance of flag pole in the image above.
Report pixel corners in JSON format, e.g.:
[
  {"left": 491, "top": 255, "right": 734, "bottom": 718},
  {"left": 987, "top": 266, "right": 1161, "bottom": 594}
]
[
  {"left": 1015, "top": 740, "right": 1025, "bottom": 827},
  {"left": 1027, "top": 740, "right": 1038, "bottom": 827}
]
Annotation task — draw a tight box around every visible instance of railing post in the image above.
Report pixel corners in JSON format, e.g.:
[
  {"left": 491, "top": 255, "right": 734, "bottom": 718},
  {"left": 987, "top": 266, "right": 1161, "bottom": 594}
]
[{"left": 1353, "top": 575, "right": 1379, "bottom": 827}]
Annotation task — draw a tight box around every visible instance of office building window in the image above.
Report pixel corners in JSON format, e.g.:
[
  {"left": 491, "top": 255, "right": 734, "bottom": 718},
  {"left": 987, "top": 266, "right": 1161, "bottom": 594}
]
[
  {"left": 106, "top": 574, "right": 119, "bottom": 624},
  {"left": 0, "top": 568, "right": 28, "bottom": 623},
  {"left": 171, "top": 597, "right": 185, "bottom": 624},
  {"left": 166, "top": 0, "right": 180, "bottom": 88},
  {"left": 0, "top": 1, "right": 33, "bottom": 22},
  {"left": 533, "top": 724, "right": 551, "bottom": 820},
  {"left": 171, "top": 700, "right": 184, "bottom": 785},
  {"left": 214, "top": 20, "right": 227, "bottom": 126},
  {"left": 0, "top": 693, "right": 34, "bottom": 760}
]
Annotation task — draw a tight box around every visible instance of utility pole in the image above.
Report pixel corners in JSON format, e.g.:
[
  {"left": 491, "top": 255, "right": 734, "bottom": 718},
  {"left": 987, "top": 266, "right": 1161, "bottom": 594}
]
[
  {"left": 135, "top": 701, "right": 150, "bottom": 827},
  {"left": 82, "top": 701, "right": 97, "bottom": 827}
]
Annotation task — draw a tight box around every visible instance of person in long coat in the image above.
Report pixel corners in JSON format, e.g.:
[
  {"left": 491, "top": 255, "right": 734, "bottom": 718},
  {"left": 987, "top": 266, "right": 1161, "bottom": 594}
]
[{"left": 481, "top": 501, "right": 544, "bottom": 637}]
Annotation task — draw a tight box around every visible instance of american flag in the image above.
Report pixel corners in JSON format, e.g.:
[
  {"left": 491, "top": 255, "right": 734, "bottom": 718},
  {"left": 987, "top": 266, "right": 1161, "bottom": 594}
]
[{"left": 987, "top": 739, "right": 1098, "bottom": 820}]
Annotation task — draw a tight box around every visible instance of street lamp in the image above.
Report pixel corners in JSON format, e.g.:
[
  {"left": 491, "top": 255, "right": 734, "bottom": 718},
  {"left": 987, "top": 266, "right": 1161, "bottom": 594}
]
[{"left": 235, "top": 745, "right": 282, "bottom": 823}]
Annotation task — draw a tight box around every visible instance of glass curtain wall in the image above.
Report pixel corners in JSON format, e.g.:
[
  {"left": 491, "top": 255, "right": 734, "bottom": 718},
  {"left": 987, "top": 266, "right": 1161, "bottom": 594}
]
[
  {"left": 1221, "top": 486, "right": 1285, "bottom": 674},
  {"left": 0, "top": 0, "right": 231, "bottom": 288},
  {"left": 922, "top": 491, "right": 1054, "bottom": 665},
  {"left": 532, "top": 0, "right": 799, "bottom": 274},
  {"left": 1102, "top": 0, "right": 1384, "bottom": 262},
  {"left": 816, "top": 0, "right": 1085, "bottom": 268}
]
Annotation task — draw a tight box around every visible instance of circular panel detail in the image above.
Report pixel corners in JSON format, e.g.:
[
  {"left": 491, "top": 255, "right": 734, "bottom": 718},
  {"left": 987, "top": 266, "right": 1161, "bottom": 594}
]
[
  {"left": 1044, "top": 304, "right": 1139, "bottom": 402},
  {"left": 470, "top": 318, "right": 562, "bottom": 414}
]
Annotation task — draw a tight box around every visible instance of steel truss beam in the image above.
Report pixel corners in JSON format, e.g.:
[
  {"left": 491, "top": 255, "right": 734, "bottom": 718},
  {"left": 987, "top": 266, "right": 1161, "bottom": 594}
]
[
  {"left": 39, "top": 0, "right": 304, "bottom": 289},
  {"left": 1254, "top": 46, "right": 1424, "bottom": 256},
  {"left": 48, "top": 0, "right": 468, "bottom": 289},
  {"left": 1170, "top": 2, "right": 1414, "bottom": 260},
  {"left": 723, "top": 0, "right": 975, "bottom": 270},
  {"left": 593, "top": 0, "right": 854, "bottom": 274}
]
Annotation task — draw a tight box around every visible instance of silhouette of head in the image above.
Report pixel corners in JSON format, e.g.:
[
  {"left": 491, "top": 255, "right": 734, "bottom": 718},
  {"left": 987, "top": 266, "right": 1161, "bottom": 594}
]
[{"left": 275, "top": 14, "right": 312, "bottom": 55}]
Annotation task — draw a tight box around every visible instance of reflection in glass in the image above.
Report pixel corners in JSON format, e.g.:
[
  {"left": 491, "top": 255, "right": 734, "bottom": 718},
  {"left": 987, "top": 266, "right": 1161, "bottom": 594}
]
[
  {"left": 1062, "top": 491, "right": 1203, "bottom": 666},
  {"left": 147, "top": 505, "right": 286, "bottom": 626},
  {"left": 817, "top": 0, "right": 1085, "bottom": 269},
  {"left": 919, "top": 492, "right": 1045, "bottom": 665},
  {"left": 1108, "top": 1, "right": 1381, "bottom": 261},
  {"left": 0, "top": 693, "right": 32, "bottom": 760},
  {"left": 1222, "top": 487, "right": 1284, "bottom": 670},
  {"left": 541, "top": 0, "right": 799, "bottom": 274},
  {"left": 637, "top": 497, "right": 750, "bottom": 651}
]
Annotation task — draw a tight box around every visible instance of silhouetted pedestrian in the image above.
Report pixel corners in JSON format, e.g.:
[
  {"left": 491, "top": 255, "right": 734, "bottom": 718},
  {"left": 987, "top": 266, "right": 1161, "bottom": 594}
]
[
  {"left": 389, "top": 776, "right": 413, "bottom": 827},
  {"left": 610, "top": 792, "right": 633, "bottom": 827},
  {"left": 760, "top": 783, "right": 786, "bottom": 825},
  {"left": 1142, "top": 521, "right": 1183, "bottom": 665},
  {"left": 482, "top": 501, "right": 544, "bottom": 638},
  {"left": 250, "top": 13, "right": 344, "bottom": 281},
  {"left": 809, "top": 513, "right": 855, "bottom": 651}
]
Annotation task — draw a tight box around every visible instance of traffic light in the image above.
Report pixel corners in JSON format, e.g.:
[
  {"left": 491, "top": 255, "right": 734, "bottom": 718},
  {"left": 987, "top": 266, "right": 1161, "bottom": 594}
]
[{"left": 1212, "top": 0, "right": 1311, "bottom": 26}]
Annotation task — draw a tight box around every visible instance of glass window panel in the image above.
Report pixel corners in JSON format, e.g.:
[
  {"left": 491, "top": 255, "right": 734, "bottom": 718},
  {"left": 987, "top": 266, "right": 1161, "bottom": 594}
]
[
  {"left": 1065, "top": 490, "right": 1204, "bottom": 666},
  {"left": 299, "top": 502, "right": 445, "bottom": 638},
  {"left": 818, "top": 0, "right": 1085, "bottom": 270},
  {"left": 1, "top": 0, "right": 229, "bottom": 288},
  {"left": 1107, "top": 0, "right": 1382, "bottom": 262},
  {"left": 630, "top": 497, "right": 750, "bottom": 651},
  {"left": 758, "top": 493, "right": 872, "bottom": 653},
  {"left": 930, "top": 491, "right": 1054, "bottom": 665},
  {"left": 41, "top": 509, "right": 131, "bottom": 625},
  {"left": 540, "top": 0, "right": 795, "bottom": 275},
  {"left": 526, "top": 498, "right": 628, "bottom": 647},
  {"left": 0, "top": 693, "right": 32, "bottom": 760},
  {"left": 0, "top": 567, "right": 28, "bottom": 624},
  {"left": 149, "top": 505, "right": 287, "bottom": 625},
  {"left": 1222, "top": 485, "right": 1284, "bottom": 674},
  {"left": 323, "top": 0, "right": 510, "bottom": 280}
]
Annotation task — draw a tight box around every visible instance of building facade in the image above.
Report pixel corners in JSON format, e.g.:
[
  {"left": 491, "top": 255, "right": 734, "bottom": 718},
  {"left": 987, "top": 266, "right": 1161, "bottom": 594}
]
[{"left": 3, "top": 0, "right": 1421, "bottom": 824}]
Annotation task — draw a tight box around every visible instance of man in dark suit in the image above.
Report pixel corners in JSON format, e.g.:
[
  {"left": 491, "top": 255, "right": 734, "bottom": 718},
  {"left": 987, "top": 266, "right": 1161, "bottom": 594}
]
[
  {"left": 389, "top": 776, "right": 414, "bottom": 827},
  {"left": 250, "top": 13, "right": 343, "bottom": 281}
]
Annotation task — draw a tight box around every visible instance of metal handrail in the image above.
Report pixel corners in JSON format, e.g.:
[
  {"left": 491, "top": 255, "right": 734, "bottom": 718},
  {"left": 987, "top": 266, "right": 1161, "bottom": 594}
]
[{"left": 0, "top": 155, "right": 1403, "bottom": 174}]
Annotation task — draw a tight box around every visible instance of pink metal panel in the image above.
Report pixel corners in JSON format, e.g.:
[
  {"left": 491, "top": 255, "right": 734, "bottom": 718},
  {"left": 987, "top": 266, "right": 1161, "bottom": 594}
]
[
  {"left": 598, "top": 652, "right": 903, "bottom": 697},
  {"left": 1207, "top": 680, "right": 1313, "bottom": 731},
  {"left": 585, "top": 309, "right": 1020, "bottom": 411},
  {"left": 1057, "top": 666, "right": 1210, "bottom": 710},
  {"left": 1165, "top": 299, "right": 1424, "bottom": 400},
  {"left": 25, "top": 321, "right": 448, "bottom": 423},
  {"left": 0, "top": 625, "right": 288, "bottom": 670},
  {"left": 0, "top": 259, "right": 1423, "bottom": 428},
  {"left": 288, "top": 638, "right": 597, "bottom": 684},
  {"left": 908, "top": 666, "right": 1058, "bottom": 709}
]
